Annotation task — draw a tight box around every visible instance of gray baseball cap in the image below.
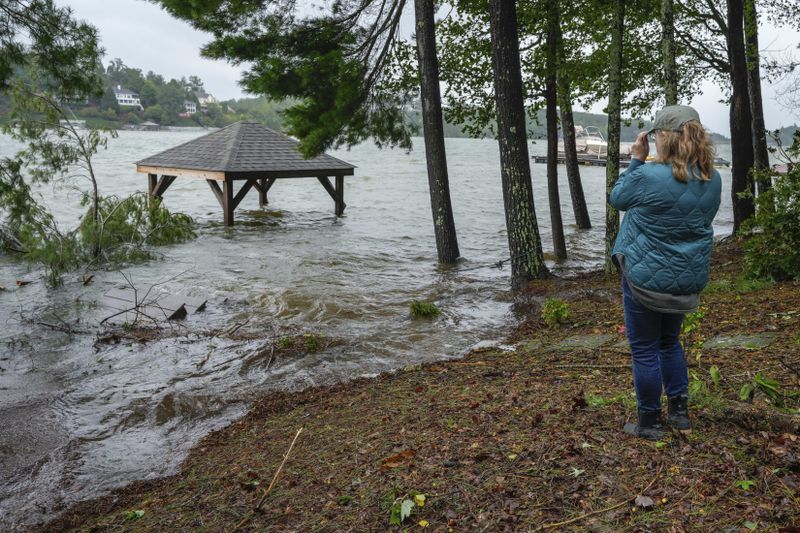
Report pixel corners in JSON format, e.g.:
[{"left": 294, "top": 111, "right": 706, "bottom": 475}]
[{"left": 647, "top": 105, "right": 701, "bottom": 134}]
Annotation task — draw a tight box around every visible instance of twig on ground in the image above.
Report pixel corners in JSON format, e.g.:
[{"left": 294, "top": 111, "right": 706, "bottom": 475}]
[
  {"left": 537, "top": 463, "right": 663, "bottom": 531},
  {"left": 36, "top": 321, "right": 90, "bottom": 335},
  {"left": 234, "top": 427, "right": 304, "bottom": 530},
  {"left": 256, "top": 427, "right": 304, "bottom": 510},
  {"left": 551, "top": 364, "right": 630, "bottom": 370},
  {"left": 779, "top": 357, "right": 800, "bottom": 378}
]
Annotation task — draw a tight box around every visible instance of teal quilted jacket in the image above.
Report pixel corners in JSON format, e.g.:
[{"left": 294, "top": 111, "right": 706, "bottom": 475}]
[{"left": 609, "top": 159, "right": 722, "bottom": 295}]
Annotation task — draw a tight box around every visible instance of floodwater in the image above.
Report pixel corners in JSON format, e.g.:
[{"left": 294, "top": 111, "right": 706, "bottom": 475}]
[{"left": 0, "top": 130, "right": 734, "bottom": 528}]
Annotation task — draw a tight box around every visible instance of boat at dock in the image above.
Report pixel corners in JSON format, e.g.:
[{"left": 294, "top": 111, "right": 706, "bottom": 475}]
[{"left": 532, "top": 125, "right": 633, "bottom": 167}]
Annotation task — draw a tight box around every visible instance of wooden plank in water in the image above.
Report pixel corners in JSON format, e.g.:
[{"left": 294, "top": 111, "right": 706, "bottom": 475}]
[{"left": 102, "top": 287, "right": 206, "bottom": 319}]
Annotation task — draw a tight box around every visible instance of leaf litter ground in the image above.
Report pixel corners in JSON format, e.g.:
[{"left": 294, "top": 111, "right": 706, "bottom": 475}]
[{"left": 44, "top": 241, "right": 800, "bottom": 532}]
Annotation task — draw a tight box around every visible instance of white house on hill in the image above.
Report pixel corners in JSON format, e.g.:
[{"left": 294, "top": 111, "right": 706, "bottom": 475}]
[
  {"left": 195, "top": 91, "right": 218, "bottom": 112},
  {"left": 181, "top": 100, "right": 197, "bottom": 117},
  {"left": 113, "top": 85, "right": 143, "bottom": 110}
]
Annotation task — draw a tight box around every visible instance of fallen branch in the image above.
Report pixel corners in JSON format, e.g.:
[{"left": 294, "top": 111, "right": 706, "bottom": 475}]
[
  {"left": 537, "top": 464, "right": 663, "bottom": 531},
  {"left": 36, "top": 321, "right": 90, "bottom": 335},
  {"left": 551, "top": 363, "right": 630, "bottom": 370}
]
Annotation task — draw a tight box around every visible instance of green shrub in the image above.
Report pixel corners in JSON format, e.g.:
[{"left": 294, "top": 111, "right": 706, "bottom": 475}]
[
  {"left": 541, "top": 298, "right": 569, "bottom": 328},
  {"left": 410, "top": 300, "right": 440, "bottom": 319},
  {"left": 742, "top": 131, "right": 800, "bottom": 281},
  {"left": 16, "top": 194, "right": 195, "bottom": 285},
  {"left": 304, "top": 334, "right": 319, "bottom": 353}
]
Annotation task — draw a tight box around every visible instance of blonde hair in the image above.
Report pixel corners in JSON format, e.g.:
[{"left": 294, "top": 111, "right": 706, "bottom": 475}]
[{"left": 654, "top": 120, "right": 715, "bottom": 183}]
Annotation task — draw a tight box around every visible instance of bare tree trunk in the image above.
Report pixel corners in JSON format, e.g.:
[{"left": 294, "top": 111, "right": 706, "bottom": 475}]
[
  {"left": 727, "top": 0, "right": 756, "bottom": 234},
  {"left": 744, "top": 0, "right": 771, "bottom": 195},
  {"left": 662, "top": 0, "right": 678, "bottom": 105},
  {"left": 556, "top": 13, "right": 590, "bottom": 230},
  {"left": 546, "top": 0, "right": 566, "bottom": 260},
  {"left": 487, "top": 0, "right": 548, "bottom": 287},
  {"left": 605, "top": 0, "right": 625, "bottom": 274},
  {"left": 414, "top": 0, "right": 460, "bottom": 263}
]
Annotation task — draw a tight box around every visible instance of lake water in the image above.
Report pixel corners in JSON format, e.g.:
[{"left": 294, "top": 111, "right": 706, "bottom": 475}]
[{"left": 0, "top": 130, "right": 735, "bottom": 528}]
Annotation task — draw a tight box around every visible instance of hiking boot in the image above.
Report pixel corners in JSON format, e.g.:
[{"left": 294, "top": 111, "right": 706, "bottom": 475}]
[
  {"left": 667, "top": 395, "right": 692, "bottom": 433},
  {"left": 623, "top": 409, "right": 665, "bottom": 441}
]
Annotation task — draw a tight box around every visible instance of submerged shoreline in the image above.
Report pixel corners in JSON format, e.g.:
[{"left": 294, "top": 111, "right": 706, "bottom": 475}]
[{"left": 39, "top": 241, "right": 800, "bottom": 532}]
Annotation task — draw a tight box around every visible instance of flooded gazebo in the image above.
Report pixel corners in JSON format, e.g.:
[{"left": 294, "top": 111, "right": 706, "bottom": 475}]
[{"left": 135, "top": 121, "right": 356, "bottom": 226}]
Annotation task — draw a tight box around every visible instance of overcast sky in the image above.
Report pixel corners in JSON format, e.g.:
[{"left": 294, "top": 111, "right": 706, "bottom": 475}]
[{"left": 58, "top": 0, "right": 799, "bottom": 136}]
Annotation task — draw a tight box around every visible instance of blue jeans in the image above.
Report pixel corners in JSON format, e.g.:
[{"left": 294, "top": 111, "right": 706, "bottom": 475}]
[{"left": 622, "top": 277, "right": 689, "bottom": 412}]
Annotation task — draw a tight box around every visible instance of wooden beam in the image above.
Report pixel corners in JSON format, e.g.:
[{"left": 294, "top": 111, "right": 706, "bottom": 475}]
[
  {"left": 335, "top": 175, "right": 346, "bottom": 216},
  {"left": 148, "top": 173, "right": 157, "bottom": 195},
  {"left": 152, "top": 175, "right": 177, "bottom": 198},
  {"left": 137, "top": 165, "right": 226, "bottom": 181},
  {"left": 207, "top": 179, "right": 224, "bottom": 208},
  {"left": 223, "top": 180, "right": 234, "bottom": 226},
  {"left": 255, "top": 177, "right": 277, "bottom": 207},
  {"left": 317, "top": 176, "right": 337, "bottom": 201},
  {"left": 225, "top": 168, "right": 354, "bottom": 180},
  {"left": 230, "top": 178, "right": 257, "bottom": 211}
]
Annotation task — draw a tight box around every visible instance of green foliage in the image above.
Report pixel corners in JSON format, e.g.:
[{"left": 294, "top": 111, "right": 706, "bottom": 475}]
[
  {"left": 702, "top": 279, "right": 733, "bottom": 293},
  {"left": 709, "top": 365, "right": 721, "bottom": 389},
  {"left": 585, "top": 392, "right": 632, "bottom": 408},
  {"left": 753, "top": 372, "right": 782, "bottom": 406},
  {"left": 124, "top": 509, "right": 145, "bottom": 521},
  {"left": 0, "top": 1, "right": 102, "bottom": 96},
  {"left": 381, "top": 489, "right": 425, "bottom": 526},
  {"left": 410, "top": 300, "right": 441, "bottom": 319},
  {"left": 742, "top": 130, "right": 800, "bottom": 281},
  {"left": 541, "top": 298, "right": 569, "bottom": 328},
  {"left": 17, "top": 194, "right": 195, "bottom": 285},
  {"left": 278, "top": 337, "right": 292, "bottom": 349},
  {"left": 304, "top": 334, "right": 319, "bottom": 353},
  {"left": 154, "top": 1, "right": 416, "bottom": 157}
]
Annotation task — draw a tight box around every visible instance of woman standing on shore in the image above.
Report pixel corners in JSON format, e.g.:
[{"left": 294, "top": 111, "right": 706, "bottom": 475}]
[{"left": 609, "top": 105, "right": 722, "bottom": 441}]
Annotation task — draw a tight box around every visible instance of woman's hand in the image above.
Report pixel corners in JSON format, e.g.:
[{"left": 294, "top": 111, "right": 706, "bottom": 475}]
[{"left": 630, "top": 132, "right": 650, "bottom": 162}]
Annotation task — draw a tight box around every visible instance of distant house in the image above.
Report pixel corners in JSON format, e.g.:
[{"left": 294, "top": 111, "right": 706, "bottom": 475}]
[
  {"left": 180, "top": 100, "right": 197, "bottom": 117},
  {"left": 194, "top": 91, "right": 217, "bottom": 113},
  {"left": 113, "top": 85, "right": 143, "bottom": 110}
]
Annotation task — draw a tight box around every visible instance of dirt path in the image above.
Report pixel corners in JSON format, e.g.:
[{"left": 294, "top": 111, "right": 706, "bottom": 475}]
[{"left": 43, "top": 244, "right": 800, "bottom": 532}]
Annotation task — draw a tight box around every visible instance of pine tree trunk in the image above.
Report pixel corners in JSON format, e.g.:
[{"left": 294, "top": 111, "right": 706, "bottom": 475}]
[
  {"left": 662, "top": 0, "right": 678, "bottom": 105},
  {"left": 487, "top": 0, "right": 548, "bottom": 287},
  {"left": 414, "top": 0, "right": 460, "bottom": 263},
  {"left": 743, "top": 0, "right": 771, "bottom": 195},
  {"left": 546, "top": 0, "right": 567, "bottom": 260},
  {"left": 605, "top": 0, "right": 624, "bottom": 274},
  {"left": 727, "top": 0, "right": 756, "bottom": 234},
  {"left": 556, "top": 15, "right": 591, "bottom": 230}
]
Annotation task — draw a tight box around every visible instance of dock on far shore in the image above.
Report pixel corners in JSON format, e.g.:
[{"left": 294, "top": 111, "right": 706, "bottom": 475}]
[{"left": 531, "top": 154, "right": 632, "bottom": 168}]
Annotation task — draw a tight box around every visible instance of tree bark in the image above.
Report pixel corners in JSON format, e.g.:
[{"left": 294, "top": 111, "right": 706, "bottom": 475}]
[
  {"left": 546, "top": 0, "right": 567, "bottom": 260},
  {"left": 487, "top": 0, "right": 548, "bottom": 287},
  {"left": 605, "top": 0, "right": 625, "bottom": 274},
  {"left": 662, "top": 0, "right": 679, "bottom": 105},
  {"left": 727, "top": 0, "right": 756, "bottom": 234},
  {"left": 414, "top": 0, "right": 460, "bottom": 263},
  {"left": 743, "top": 0, "right": 771, "bottom": 195},
  {"left": 556, "top": 12, "right": 591, "bottom": 230}
]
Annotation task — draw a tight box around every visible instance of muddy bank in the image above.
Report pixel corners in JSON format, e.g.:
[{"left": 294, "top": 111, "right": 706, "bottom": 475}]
[{"left": 41, "top": 242, "right": 800, "bottom": 531}]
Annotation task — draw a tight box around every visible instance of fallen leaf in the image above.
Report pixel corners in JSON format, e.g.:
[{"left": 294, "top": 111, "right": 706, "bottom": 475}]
[
  {"left": 418, "top": 519, "right": 430, "bottom": 528},
  {"left": 380, "top": 449, "right": 415, "bottom": 470},
  {"left": 414, "top": 493, "right": 426, "bottom": 507},
  {"left": 635, "top": 495, "right": 655, "bottom": 509}
]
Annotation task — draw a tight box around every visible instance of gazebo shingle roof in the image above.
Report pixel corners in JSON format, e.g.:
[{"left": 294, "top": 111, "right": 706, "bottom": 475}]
[{"left": 135, "top": 121, "right": 355, "bottom": 175}]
